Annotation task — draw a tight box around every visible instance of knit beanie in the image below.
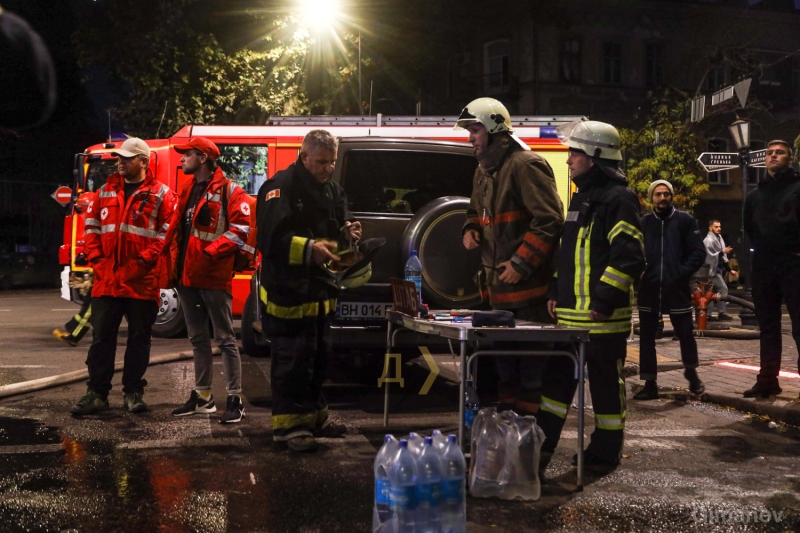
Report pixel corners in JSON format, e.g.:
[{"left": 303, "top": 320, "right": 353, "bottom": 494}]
[{"left": 647, "top": 179, "right": 674, "bottom": 202}]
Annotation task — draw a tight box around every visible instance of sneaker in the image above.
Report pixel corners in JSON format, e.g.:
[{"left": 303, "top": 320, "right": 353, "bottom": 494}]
[
  {"left": 313, "top": 421, "right": 347, "bottom": 438},
  {"left": 718, "top": 313, "right": 734, "bottom": 321},
  {"left": 124, "top": 392, "right": 148, "bottom": 413},
  {"left": 743, "top": 380, "right": 782, "bottom": 398},
  {"left": 287, "top": 436, "right": 318, "bottom": 452},
  {"left": 684, "top": 369, "right": 705, "bottom": 395},
  {"left": 70, "top": 391, "right": 109, "bottom": 415},
  {"left": 171, "top": 390, "right": 216, "bottom": 417},
  {"left": 633, "top": 380, "right": 659, "bottom": 400},
  {"left": 53, "top": 329, "right": 78, "bottom": 347},
  {"left": 219, "top": 395, "right": 245, "bottom": 424}
]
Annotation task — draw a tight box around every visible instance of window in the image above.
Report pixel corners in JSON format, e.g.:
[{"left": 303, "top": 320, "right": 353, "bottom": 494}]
[
  {"left": 560, "top": 40, "right": 581, "bottom": 82},
  {"left": 602, "top": 42, "right": 622, "bottom": 84},
  {"left": 341, "top": 150, "right": 477, "bottom": 214},
  {"left": 217, "top": 145, "right": 268, "bottom": 195},
  {"left": 84, "top": 159, "right": 118, "bottom": 192},
  {"left": 645, "top": 44, "right": 664, "bottom": 86},
  {"left": 707, "top": 65, "right": 727, "bottom": 91},
  {"left": 707, "top": 139, "right": 729, "bottom": 184},
  {"left": 484, "top": 40, "right": 510, "bottom": 93},
  {"left": 748, "top": 140, "right": 766, "bottom": 184}
]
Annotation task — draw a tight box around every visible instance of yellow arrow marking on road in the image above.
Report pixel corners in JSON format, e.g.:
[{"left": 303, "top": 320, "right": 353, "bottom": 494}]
[{"left": 418, "top": 346, "right": 439, "bottom": 395}]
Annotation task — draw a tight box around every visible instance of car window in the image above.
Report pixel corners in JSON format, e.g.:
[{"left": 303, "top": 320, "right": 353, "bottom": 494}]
[
  {"left": 341, "top": 149, "right": 477, "bottom": 213},
  {"left": 85, "top": 159, "right": 118, "bottom": 192},
  {"left": 217, "top": 144, "right": 268, "bottom": 195}
]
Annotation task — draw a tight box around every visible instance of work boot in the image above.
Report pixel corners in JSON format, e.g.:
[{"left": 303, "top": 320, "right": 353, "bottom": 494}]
[
  {"left": 70, "top": 390, "right": 109, "bottom": 415},
  {"left": 52, "top": 329, "right": 78, "bottom": 347},
  {"left": 313, "top": 421, "right": 347, "bottom": 438},
  {"left": 718, "top": 313, "right": 734, "bottom": 321},
  {"left": 287, "top": 436, "right": 319, "bottom": 453},
  {"left": 539, "top": 450, "right": 553, "bottom": 478},
  {"left": 123, "top": 392, "right": 148, "bottom": 413},
  {"left": 572, "top": 450, "right": 619, "bottom": 468},
  {"left": 172, "top": 390, "right": 217, "bottom": 417},
  {"left": 633, "top": 380, "right": 659, "bottom": 400},
  {"left": 743, "top": 378, "right": 782, "bottom": 398},
  {"left": 684, "top": 369, "right": 705, "bottom": 395}
]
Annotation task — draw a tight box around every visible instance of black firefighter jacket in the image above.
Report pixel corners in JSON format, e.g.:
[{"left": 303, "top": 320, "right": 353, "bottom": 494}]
[
  {"left": 548, "top": 164, "right": 645, "bottom": 337},
  {"left": 462, "top": 134, "right": 564, "bottom": 310},
  {"left": 255, "top": 159, "right": 354, "bottom": 328},
  {"left": 744, "top": 167, "right": 800, "bottom": 267},
  {"left": 637, "top": 207, "right": 706, "bottom": 315}
]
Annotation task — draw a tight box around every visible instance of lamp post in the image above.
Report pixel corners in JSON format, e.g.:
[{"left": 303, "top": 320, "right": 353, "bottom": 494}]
[{"left": 728, "top": 118, "right": 756, "bottom": 325}]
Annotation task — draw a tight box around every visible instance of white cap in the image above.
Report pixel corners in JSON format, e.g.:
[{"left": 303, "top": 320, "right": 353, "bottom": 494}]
[{"left": 112, "top": 137, "right": 150, "bottom": 160}]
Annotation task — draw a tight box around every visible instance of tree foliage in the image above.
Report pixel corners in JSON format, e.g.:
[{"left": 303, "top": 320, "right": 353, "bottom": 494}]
[
  {"left": 619, "top": 91, "right": 708, "bottom": 213},
  {"left": 73, "top": 0, "right": 310, "bottom": 138}
]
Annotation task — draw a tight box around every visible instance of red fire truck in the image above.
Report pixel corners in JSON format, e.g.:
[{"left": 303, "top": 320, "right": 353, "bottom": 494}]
[{"left": 59, "top": 115, "right": 581, "bottom": 348}]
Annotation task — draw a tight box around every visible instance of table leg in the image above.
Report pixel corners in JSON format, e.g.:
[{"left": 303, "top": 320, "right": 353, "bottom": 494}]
[
  {"left": 576, "top": 340, "right": 586, "bottom": 491},
  {"left": 458, "top": 340, "right": 467, "bottom": 452},
  {"left": 383, "top": 320, "right": 393, "bottom": 428}
]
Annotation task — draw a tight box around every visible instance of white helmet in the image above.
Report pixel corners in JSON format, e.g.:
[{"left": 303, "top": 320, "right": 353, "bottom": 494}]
[
  {"left": 454, "top": 97, "right": 512, "bottom": 134},
  {"left": 557, "top": 119, "right": 622, "bottom": 161}
]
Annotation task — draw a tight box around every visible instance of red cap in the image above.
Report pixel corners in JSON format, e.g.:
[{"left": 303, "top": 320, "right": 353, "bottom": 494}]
[{"left": 174, "top": 137, "right": 220, "bottom": 160}]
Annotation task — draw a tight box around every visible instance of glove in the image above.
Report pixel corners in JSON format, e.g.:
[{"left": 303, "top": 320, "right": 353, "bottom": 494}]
[{"left": 74, "top": 252, "right": 88, "bottom": 266}]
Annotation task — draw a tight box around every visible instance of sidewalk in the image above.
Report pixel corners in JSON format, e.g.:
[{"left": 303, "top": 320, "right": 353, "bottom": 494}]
[{"left": 626, "top": 310, "right": 800, "bottom": 426}]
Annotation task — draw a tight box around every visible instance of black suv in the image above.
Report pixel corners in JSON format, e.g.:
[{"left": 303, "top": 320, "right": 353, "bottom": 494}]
[{"left": 240, "top": 137, "right": 484, "bottom": 356}]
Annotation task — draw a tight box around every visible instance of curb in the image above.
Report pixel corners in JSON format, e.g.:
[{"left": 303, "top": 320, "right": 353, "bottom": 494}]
[{"left": 700, "top": 392, "right": 800, "bottom": 427}]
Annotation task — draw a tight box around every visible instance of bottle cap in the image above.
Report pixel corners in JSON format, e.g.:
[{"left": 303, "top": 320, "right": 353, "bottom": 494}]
[
  {"left": 399, "top": 439, "right": 408, "bottom": 448},
  {"left": 424, "top": 436, "right": 433, "bottom": 445},
  {"left": 448, "top": 434, "right": 457, "bottom": 443}
]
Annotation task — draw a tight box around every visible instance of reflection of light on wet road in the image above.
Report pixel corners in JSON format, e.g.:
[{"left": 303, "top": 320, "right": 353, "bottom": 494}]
[{"left": 715, "top": 361, "right": 800, "bottom": 379}]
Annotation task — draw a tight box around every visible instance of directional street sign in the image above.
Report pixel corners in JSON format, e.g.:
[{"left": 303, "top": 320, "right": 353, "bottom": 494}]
[
  {"left": 748, "top": 148, "right": 767, "bottom": 168},
  {"left": 697, "top": 152, "right": 738, "bottom": 173},
  {"left": 51, "top": 186, "right": 73, "bottom": 206}
]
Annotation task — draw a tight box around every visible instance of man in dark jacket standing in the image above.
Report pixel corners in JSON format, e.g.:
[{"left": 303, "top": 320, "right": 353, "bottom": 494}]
[
  {"left": 457, "top": 97, "right": 564, "bottom": 415},
  {"left": 539, "top": 120, "right": 645, "bottom": 468},
  {"left": 742, "top": 139, "right": 800, "bottom": 398},
  {"left": 256, "top": 130, "right": 361, "bottom": 452},
  {"left": 634, "top": 180, "right": 706, "bottom": 400}
]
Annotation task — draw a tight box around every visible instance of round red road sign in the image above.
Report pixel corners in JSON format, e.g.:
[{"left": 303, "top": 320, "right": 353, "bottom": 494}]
[{"left": 51, "top": 186, "right": 73, "bottom": 206}]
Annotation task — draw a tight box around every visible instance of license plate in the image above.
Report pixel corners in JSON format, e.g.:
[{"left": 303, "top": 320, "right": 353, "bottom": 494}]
[{"left": 336, "top": 301, "right": 392, "bottom": 320}]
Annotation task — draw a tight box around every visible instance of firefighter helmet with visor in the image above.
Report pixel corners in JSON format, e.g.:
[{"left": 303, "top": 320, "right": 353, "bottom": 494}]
[
  {"left": 453, "top": 97, "right": 513, "bottom": 134},
  {"left": 557, "top": 119, "right": 622, "bottom": 161}
]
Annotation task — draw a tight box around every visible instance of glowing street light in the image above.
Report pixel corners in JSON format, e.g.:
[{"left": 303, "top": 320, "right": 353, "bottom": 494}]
[{"left": 297, "top": 0, "right": 343, "bottom": 32}]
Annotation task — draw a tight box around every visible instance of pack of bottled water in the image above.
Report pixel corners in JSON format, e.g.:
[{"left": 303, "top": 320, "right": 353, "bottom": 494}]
[
  {"left": 372, "top": 430, "right": 466, "bottom": 533},
  {"left": 468, "top": 407, "right": 545, "bottom": 501}
]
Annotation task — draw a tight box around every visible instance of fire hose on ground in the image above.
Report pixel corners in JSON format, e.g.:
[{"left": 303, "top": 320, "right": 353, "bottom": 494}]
[
  {"left": 0, "top": 351, "right": 195, "bottom": 400},
  {"left": 633, "top": 283, "right": 760, "bottom": 340}
]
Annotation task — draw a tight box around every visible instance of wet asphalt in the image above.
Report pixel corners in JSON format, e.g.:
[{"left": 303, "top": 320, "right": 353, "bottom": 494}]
[{"left": 0, "top": 290, "right": 799, "bottom": 532}]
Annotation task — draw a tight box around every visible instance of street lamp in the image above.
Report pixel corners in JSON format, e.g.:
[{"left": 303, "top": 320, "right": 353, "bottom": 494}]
[{"left": 728, "top": 118, "right": 756, "bottom": 325}]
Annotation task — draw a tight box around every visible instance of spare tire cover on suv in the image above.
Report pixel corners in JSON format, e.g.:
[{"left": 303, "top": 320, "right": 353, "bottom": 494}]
[{"left": 402, "top": 196, "right": 483, "bottom": 309}]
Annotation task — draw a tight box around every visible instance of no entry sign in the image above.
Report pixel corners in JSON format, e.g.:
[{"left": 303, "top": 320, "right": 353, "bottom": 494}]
[{"left": 51, "top": 186, "right": 73, "bottom": 206}]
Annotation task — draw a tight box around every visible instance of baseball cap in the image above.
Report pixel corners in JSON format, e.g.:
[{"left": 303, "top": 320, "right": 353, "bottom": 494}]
[
  {"left": 174, "top": 137, "right": 220, "bottom": 160},
  {"left": 112, "top": 137, "right": 150, "bottom": 159}
]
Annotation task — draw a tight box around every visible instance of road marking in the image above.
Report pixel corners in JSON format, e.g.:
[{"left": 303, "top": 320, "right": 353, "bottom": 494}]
[
  {"left": 117, "top": 437, "right": 250, "bottom": 450},
  {"left": 0, "top": 443, "right": 64, "bottom": 455},
  {"left": 51, "top": 309, "right": 76, "bottom": 311},
  {"left": 419, "top": 346, "right": 439, "bottom": 395},
  {"left": 626, "top": 438, "right": 681, "bottom": 450},
  {"left": 0, "top": 365, "right": 47, "bottom": 368},
  {"left": 0, "top": 310, "right": 10, "bottom": 312}
]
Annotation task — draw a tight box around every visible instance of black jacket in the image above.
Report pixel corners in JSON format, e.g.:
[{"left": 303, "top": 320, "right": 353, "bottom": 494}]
[
  {"left": 548, "top": 164, "right": 645, "bottom": 337},
  {"left": 255, "top": 159, "right": 354, "bottom": 323},
  {"left": 637, "top": 207, "right": 706, "bottom": 314},
  {"left": 744, "top": 167, "right": 800, "bottom": 265}
]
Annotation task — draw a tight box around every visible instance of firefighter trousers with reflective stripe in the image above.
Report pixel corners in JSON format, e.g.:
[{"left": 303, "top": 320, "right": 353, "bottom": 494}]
[
  {"left": 64, "top": 292, "right": 93, "bottom": 343},
  {"left": 265, "top": 305, "right": 332, "bottom": 441},
  {"left": 538, "top": 336, "right": 627, "bottom": 464}
]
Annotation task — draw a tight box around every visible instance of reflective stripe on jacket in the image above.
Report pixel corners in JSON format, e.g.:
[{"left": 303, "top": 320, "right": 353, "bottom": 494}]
[
  {"left": 548, "top": 165, "right": 645, "bottom": 337},
  {"left": 165, "top": 168, "right": 252, "bottom": 291},
  {"left": 85, "top": 170, "right": 177, "bottom": 302}
]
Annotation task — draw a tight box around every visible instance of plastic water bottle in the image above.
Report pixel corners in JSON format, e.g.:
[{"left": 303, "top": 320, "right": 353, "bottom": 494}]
[
  {"left": 416, "top": 437, "right": 443, "bottom": 533},
  {"left": 407, "top": 432, "right": 425, "bottom": 456},
  {"left": 373, "top": 435, "right": 399, "bottom": 532},
  {"left": 389, "top": 439, "right": 418, "bottom": 533},
  {"left": 431, "top": 429, "right": 448, "bottom": 453},
  {"left": 440, "top": 434, "right": 467, "bottom": 533},
  {"left": 405, "top": 250, "right": 423, "bottom": 304},
  {"left": 464, "top": 380, "right": 480, "bottom": 447}
]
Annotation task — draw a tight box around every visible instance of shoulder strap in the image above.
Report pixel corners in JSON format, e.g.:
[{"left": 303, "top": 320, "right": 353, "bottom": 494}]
[{"left": 221, "top": 178, "right": 231, "bottom": 230}]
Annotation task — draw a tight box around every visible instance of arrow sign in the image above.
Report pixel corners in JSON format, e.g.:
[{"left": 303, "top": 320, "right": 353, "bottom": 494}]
[
  {"left": 51, "top": 186, "right": 73, "bottom": 206},
  {"left": 697, "top": 152, "right": 739, "bottom": 173},
  {"left": 748, "top": 148, "right": 767, "bottom": 168}
]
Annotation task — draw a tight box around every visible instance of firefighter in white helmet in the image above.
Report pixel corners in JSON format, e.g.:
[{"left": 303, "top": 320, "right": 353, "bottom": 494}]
[
  {"left": 539, "top": 119, "right": 645, "bottom": 469},
  {"left": 457, "top": 97, "right": 564, "bottom": 415}
]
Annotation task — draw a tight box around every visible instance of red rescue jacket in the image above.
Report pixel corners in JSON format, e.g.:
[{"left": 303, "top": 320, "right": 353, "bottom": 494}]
[
  {"left": 84, "top": 170, "right": 177, "bottom": 302},
  {"left": 165, "top": 167, "right": 252, "bottom": 291}
]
